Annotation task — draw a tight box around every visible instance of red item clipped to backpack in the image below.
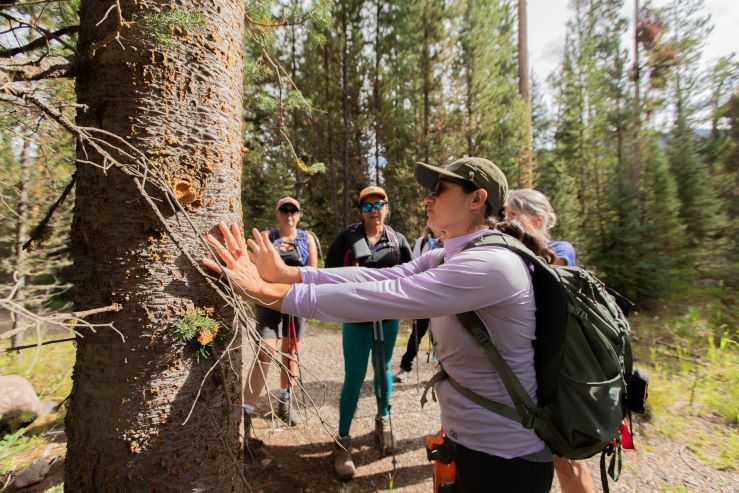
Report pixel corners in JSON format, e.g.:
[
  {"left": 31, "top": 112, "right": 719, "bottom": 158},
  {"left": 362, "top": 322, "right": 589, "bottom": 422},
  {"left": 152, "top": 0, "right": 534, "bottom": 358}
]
[
  {"left": 613, "top": 418, "right": 634, "bottom": 450},
  {"left": 426, "top": 428, "right": 457, "bottom": 493}
]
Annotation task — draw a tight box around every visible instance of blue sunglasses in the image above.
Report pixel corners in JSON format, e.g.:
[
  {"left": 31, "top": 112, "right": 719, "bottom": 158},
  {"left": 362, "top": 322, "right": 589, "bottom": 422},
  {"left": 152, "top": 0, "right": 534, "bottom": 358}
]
[{"left": 360, "top": 201, "right": 387, "bottom": 213}]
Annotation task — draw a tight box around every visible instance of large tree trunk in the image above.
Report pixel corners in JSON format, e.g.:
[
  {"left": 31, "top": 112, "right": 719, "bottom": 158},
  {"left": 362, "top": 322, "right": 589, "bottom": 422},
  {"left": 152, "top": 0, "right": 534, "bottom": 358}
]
[{"left": 66, "top": 1, "right": 245, "bottom": 491}]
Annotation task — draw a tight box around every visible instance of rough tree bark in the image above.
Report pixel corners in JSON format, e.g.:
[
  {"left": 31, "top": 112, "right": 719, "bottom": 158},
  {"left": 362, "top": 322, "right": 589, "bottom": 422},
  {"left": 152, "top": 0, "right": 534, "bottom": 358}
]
[{"left": 66, "top": 1, "right": 245, "bottom": 491}]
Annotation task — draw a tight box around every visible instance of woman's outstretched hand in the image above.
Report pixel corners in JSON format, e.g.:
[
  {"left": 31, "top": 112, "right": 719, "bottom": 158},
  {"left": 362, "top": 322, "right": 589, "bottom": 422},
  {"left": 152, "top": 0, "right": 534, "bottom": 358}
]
[
  {"left": 202, "top": 222, "right": 265, "bottom": 298},
  {"left": 245, "top": 227, "right": 297, "bottom": 284}
]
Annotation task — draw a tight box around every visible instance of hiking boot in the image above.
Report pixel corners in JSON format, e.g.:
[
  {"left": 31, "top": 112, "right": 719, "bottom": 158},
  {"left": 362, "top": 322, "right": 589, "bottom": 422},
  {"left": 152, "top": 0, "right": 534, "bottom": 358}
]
[
  {"left": 276, "top": 393, "right": 300, "bottom": 426},
  {"left": 334, "top": 435, "right": 356, "bottom": 481},
  {"left": 393, "top": 369, "right": 411, "bottom": 383},
  {"left": 374, "top": 415, "right": 395, "bottom": 456}
]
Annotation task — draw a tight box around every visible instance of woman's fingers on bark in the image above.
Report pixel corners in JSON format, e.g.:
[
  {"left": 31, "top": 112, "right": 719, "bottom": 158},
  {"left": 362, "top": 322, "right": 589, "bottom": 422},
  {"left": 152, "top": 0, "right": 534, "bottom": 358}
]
[
  {"left": 201, "top": 256, "right": 223, "bottom": 274},
  {"left": 232, "top": 223, "right": 247, "bottom": 252},
  {"left": 206, "top": 234, "right": 235, "bottom": 267},
  {"left": 219, "top": 221, "right": 240, "bottom": 256}
]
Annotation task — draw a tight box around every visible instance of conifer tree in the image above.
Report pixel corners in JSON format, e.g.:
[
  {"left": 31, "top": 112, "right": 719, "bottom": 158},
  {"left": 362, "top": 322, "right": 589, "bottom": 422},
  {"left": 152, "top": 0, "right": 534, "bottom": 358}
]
[{"left": 662, "top": 0, "right": 728, "bottom": 268}]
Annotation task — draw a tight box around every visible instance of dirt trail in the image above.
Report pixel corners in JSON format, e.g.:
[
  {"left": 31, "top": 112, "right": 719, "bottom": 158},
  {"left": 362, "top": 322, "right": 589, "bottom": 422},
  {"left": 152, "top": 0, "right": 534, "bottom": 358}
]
[
  {"left": 13, "top": 324, "right": 737, "bottom": 492},
  {"left": 246, "top": 324, "right": 738, "bottom": 493}
]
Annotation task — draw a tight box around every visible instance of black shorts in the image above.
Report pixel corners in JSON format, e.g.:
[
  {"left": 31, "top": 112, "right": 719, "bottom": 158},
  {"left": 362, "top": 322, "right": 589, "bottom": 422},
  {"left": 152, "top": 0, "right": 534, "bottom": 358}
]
[
  {"left": 452, "top": 441, "right": 553, "bottom": 493},
  {"left": 255, "top": 305, "right": 306, "bottom": 340}
]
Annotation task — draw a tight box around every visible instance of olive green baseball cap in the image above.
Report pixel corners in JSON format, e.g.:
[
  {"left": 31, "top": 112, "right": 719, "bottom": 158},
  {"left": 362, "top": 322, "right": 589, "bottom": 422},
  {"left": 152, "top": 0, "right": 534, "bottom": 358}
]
[{"left": 414, "top": 157, "right": 509, "bottom": 215}]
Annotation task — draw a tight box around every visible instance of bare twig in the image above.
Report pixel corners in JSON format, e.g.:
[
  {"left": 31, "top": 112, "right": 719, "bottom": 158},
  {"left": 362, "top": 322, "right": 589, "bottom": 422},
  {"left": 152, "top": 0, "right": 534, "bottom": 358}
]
[
  {"left": 0, "top": 55, "right": 76, "bottom": 82},
  {"left": 0, "top": 12, "right": 78, "bottom": 54},
  {"left": 23, "top": 172, "right": 76, "bottom": 251},
  {"left": 89, "top": 0, "right": 127, "bottom": 54},
  {"left": 0, "top": 280, "right": 123, "bottom": 341},
  {"left": 1, "top": 336, "right": 75, "bottom": 353},
  {"left": 0, "top": 25, "right": 78, "bottom": 58},
  {"left": 2, "top": 72, "right": 339, "bottom": 453}
]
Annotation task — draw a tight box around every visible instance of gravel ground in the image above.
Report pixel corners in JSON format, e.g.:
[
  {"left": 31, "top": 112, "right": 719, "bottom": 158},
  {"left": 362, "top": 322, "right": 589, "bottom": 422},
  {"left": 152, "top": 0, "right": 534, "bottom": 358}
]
[{"left": 245, "top": 323, "right": 739, "bottom": 493}]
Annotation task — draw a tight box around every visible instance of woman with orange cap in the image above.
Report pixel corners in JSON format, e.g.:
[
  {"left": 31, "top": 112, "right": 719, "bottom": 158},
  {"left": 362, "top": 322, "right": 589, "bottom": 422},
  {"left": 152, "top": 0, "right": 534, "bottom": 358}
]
[{"left": 324, "top": 185, "right": 412, "bottom": 479}]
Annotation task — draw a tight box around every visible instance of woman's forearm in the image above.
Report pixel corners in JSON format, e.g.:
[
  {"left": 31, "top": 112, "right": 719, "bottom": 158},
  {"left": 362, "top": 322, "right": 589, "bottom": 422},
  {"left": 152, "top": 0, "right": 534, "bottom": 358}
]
[
  {"left": 278, "top": 265, "right": 303, "bottom": 284},
  {"left": 242, "top": 282, "right": 293, "bottom": 311}
]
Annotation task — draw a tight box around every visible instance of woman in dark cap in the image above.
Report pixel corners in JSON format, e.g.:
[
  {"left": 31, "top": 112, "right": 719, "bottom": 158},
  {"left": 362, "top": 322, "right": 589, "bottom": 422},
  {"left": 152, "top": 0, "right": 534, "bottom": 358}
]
[{"left": 204, "top": 158, "right": 554, "bottom": 492}]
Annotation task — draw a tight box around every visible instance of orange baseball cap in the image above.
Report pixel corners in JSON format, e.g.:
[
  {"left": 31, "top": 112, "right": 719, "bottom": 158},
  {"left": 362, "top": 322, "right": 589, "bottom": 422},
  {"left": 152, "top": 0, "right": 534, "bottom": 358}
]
[
  {"left": 276, "top": 196, "right": 300, "bottom": 211},
  {"left": 358, "top": 186, "right": 387, "bottom": 204}
]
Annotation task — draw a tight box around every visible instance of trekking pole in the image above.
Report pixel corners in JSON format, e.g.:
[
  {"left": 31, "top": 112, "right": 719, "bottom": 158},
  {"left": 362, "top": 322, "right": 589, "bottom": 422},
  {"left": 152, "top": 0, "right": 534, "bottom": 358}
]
[
  {"left": 291, "top": 318, "right": 306, "bottom": 410},
  {"left": 413, "top": 319, "right": 420, "bottom": 392},
  {"left": 372, "top": 321, "right": 398, "bottom": 480},
  {"left": 286, "top": 315, "right": 303, "bottom": 423}
]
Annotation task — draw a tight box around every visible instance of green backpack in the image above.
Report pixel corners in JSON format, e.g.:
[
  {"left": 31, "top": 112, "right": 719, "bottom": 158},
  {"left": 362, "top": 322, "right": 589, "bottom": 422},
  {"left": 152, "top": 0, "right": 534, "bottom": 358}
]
[{"left": 422, "top": 233, "right": 632, "bottom": 489}]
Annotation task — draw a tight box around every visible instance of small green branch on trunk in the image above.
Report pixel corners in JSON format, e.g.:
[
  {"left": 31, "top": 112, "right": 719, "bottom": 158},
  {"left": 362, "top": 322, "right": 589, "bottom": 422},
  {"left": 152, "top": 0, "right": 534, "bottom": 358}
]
[
  {"left": 141, "top": 9, "right": 206, "bottom": 46},
  {"left": 172, "top": 307, "right": 223, "bottom": 362}
]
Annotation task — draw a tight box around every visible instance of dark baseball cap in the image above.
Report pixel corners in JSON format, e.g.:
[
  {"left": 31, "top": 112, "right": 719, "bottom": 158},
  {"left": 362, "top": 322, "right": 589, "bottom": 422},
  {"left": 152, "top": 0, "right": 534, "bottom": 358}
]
[{"left": 414, "top": 157, "right": 509, "bottom": 215}]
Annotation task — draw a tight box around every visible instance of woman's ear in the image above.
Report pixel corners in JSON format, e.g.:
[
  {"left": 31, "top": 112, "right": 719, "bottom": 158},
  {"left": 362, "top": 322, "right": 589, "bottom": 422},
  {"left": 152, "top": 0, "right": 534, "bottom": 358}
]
[{"left": 470, "top": 189, "right": 488, "bottom": 211}]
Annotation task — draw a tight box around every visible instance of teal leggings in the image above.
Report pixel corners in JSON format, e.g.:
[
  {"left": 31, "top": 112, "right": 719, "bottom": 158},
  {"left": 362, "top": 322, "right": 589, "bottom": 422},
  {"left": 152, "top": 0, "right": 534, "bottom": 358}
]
[{"left": 338, "top": 320, "right": 399, "bottom": 437}]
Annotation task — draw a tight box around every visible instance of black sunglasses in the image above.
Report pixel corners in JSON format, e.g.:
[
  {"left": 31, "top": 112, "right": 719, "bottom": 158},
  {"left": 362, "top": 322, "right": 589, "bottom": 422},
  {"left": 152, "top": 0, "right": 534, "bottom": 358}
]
[
  {"left": 431, "top": 178, "right": 478, "bottom": 197},
  {"left": 279, "top": 207, "right": 300, "bottom": 215}
]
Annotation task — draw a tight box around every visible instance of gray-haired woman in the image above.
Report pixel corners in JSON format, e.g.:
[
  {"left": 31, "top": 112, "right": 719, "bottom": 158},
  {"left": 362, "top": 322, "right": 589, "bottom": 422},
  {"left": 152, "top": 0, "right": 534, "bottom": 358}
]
[{"left": 506, "top": 188, "right": 592, "bottom": 493}]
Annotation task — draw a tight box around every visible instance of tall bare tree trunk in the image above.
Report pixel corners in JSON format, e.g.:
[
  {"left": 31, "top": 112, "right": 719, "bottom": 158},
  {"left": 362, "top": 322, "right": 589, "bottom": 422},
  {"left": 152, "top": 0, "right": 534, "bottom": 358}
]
[
  {"left": 517, "top": 0, "right": 534, "bottom": 187},
  {"left": 421, "top": 3, "right": 431, "bottom": 164},
  {"left": 66, "top": 1, "right": 245, "bottom": 491},
  {"left": 323, "top": 44, "right": 339, "bottom": 234},
  {"left": 290, "top": 3, "right": 303, "bottom": 198},
  {"left": 341, "top": 3, "right": 351, "bottom": 224},
  {"left": 373, "top": 0, "right": 381, "bottom": 185},
  {"left": 633, "top": 0, "right": 643, "bottom": 184},
  {"left": 10, "top": 135, "right": 34, "bottom": 349}
]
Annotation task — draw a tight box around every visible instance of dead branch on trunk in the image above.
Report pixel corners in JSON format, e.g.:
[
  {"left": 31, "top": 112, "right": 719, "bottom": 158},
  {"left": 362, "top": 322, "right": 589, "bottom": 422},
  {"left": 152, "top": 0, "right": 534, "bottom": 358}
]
[
  {"left": 1, "top": 336, "right": 75, "bottom": 353},
  {"left": 1, "top": 277, "right": 124, "bottom": 341},
  {"left": 0, "top": 55, "right": 76, "bottom": 82},
  {"left": 0, "top": 11, "right": 78, "bottom": 54},
  {"left": 2, "top": 74, "right": 340, "bottom": 450},
  {"left": 1, "top": 24, "right": 78, "bottom": 58},
  {"left": 23, "top": 171, "right": 76, "bottom": 251}
]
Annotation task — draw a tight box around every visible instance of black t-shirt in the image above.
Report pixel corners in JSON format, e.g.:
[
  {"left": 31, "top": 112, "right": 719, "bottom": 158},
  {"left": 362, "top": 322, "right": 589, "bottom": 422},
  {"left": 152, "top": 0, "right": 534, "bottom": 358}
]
[{"left": 325, "top": 223, "right": 412, "bottom": 269}]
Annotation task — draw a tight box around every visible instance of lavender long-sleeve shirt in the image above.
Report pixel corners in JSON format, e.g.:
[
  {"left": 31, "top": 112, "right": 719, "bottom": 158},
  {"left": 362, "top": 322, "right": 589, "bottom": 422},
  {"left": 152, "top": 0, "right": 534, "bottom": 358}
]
[{"left": 281, "top": 229, "right": 546, "bottom": 459}]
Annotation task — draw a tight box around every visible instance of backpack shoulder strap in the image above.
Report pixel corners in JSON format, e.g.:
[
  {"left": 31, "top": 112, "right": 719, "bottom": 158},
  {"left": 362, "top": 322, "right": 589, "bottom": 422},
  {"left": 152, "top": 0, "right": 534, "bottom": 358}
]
[
  {"left": 464, "top": 232, "right": 549, "bottom": 271},
  {"left": 344, "top": 223, "right": 363, "bottom": 244},
  {"left": 455, "top": 311, "right": 539, "bottom": 425},
  {"left": 383, "top": 224, "right": 400, "bottom": 254},
  {"left": 268, "top": 227, "right": 279, "bottom": 244},
  {"left": 306, "top": 230, "right": 323, "bottom": 263}
]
